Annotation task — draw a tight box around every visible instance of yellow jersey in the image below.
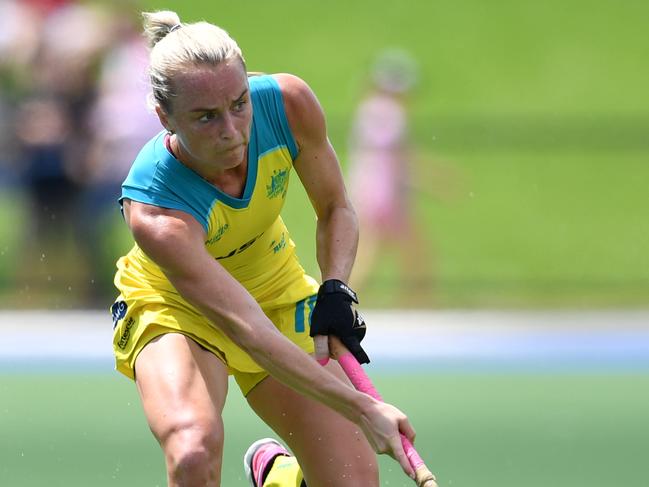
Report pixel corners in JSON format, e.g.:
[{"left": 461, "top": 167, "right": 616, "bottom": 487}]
[{"left": 116, "top": 75, "right": 318, "bottom": 314}]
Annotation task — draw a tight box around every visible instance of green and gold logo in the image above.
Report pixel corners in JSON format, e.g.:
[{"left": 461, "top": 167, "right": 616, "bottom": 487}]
[
  {"left": 266, "top": 169, "right": 289, "bottom": 199},
  {"left": 270, "top": 232, "right": 286, "bottom": 254},
  {"left": 205, "top": 223, "right": 229, "bottom": 245}
]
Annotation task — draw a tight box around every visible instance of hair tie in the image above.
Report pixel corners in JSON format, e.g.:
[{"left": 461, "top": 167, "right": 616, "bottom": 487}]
[{"left": 169, "top": 24, "right": 182, "bottom": 33}]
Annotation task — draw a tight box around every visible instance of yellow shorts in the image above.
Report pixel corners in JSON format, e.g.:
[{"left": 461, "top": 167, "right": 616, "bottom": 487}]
[{"left": 111, "top": 294, "right": 317, "bottom": 395}]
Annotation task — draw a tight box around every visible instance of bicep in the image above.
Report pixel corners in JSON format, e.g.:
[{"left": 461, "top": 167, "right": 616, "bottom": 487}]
[
  {"left": 128, "top": 202, "right": 212, "bottom": 283},
  {"left": 276, "top": 74, "right": 352, "bottom": 217}
]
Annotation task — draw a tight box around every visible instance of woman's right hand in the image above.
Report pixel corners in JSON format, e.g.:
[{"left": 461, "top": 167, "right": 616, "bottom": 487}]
[{"left": 358, "top": 398, "right": 417, "bottom": 479}]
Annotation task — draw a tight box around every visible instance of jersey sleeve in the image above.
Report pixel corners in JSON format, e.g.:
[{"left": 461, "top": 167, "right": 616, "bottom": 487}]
[
  {"left": 249, "top": 75, "right": 299, "bottom": 160},
  {"left": 120, "top": 133, "right": 213, "bottom": 233}
]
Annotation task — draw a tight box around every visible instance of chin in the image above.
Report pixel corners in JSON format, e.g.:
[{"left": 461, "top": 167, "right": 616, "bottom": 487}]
[
  {"left": 224, "top": 145, "right": 245, "bottom": 159},
  {"left": 213, "top": 149, "right": 244, "bottom": 167}
]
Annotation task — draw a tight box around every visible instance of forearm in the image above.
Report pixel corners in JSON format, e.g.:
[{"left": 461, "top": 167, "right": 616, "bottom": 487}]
[
  {"left": 316, "top": 205, "right": 359, "bottom": 282},
  {"left": 244, "top": 322, "right": 374, "bottom": 422},
  {"left": 169, "top": 268, "right": 373, "bottom": 423}
]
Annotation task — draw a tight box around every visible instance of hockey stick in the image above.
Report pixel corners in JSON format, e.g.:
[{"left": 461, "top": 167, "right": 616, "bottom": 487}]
[{"left": 317, "top": 335, "right": 439, "bottom": 487}]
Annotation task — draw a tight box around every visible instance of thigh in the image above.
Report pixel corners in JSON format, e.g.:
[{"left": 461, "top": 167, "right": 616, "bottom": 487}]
[
  {"left": 246, "top": 360, "right": 379, "bottom": 487},
  {"left": 134, "top": 333, "right": 229, "bottom": 446}
]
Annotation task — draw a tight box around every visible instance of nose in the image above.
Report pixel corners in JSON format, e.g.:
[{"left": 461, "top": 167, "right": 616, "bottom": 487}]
[{"left": 219, "top": 112, "right": 237, "bottom": 140}]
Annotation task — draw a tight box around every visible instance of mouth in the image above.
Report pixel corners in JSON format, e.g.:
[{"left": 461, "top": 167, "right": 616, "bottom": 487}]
[{"left": 221, "top": 144, "right": 242, "bottom": 153}]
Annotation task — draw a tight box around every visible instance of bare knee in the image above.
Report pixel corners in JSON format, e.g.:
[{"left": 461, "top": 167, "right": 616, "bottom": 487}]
[{"left": 160, "top": 422, "right": 224, "bottom": 486}]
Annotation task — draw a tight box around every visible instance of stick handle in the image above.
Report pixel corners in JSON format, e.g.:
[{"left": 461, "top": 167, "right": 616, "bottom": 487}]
[{"left": 327, "top": 337, "right": 439, "bottom": 487}]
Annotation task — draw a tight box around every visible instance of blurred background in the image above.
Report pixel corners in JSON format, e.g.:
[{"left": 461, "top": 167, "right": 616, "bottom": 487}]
[
  {"left": 1, "top": 1, "right": 648, "bottom": 486},
  {"left": 1, "top": 0, "right": 647, "bottom": 310}
]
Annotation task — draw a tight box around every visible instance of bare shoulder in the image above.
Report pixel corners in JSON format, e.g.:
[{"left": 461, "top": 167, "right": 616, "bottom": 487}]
[
  {"left": 272, "top": 73, "right": 326, "bottom": 144},
  {"left": 124, "top": 199, "right": 204, "bottom": 249},
  {"left": 272, "top": 73, "right": 314, "bottom": 104}
]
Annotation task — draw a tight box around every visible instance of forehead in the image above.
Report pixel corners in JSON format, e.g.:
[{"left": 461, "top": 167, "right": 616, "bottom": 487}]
[{"left": 171, "top": 60, "right": 249, "bottom": 110}]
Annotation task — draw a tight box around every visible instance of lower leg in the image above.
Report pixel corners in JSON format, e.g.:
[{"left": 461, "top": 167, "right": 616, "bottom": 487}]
[{"left": 246, "top": 362, "right": 379, "bottom": 487}]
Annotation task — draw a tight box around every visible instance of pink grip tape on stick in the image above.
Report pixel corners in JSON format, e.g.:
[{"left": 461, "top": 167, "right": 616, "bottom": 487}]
[{"left": 326, "top": 336, "right": 439, "bottom": 487}]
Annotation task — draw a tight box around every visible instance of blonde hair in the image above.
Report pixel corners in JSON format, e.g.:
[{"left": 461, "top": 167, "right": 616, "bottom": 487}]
[{"left": 142, "top": 10, "right": 245, "bottom": 112}]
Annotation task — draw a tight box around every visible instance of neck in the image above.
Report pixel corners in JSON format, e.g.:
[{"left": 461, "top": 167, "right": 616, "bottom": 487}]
[
  {"left": 169, "top": 135, "right": 218, "bottom": 179},
  {"left": 169, "top": 134, "right": 248, "bottom": 188}
]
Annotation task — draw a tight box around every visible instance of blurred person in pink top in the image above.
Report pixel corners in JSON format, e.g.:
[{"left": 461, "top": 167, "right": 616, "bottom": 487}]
[{"left": 347, "top": 49, "right": 435, "bottom": 305}]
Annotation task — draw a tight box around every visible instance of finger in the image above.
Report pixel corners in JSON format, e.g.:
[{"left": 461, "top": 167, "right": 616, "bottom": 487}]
[
  {"left": 399, "top": 416, "right": 417, "bottom": 444},
  {"left": 389, "top": 434, "right": 415, "bottom": 479},
  {"left": 314, "top": 334, "right": 330, "bottom": 365},
  {"left": 340, "top": 337, "right": 370, "bottom": 364}
]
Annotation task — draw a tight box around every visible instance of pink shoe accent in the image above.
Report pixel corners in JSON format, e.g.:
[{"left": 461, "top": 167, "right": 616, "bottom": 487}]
[{"left": 247, "top": 439, "right": 290, "bottom": 487}]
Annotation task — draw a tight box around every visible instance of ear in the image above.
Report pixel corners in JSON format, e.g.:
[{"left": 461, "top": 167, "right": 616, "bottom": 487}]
[{"left": 155, "top": 105, "right": 173, "bottom": 133}]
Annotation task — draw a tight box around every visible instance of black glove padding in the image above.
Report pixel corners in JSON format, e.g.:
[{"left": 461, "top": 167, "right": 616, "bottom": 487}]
[{"left": 310, "top": 279, "right": 370, "bottom": 364}]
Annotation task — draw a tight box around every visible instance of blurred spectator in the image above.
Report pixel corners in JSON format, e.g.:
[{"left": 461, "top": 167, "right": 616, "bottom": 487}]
[
  {"left": 347, "top": 49, "right": 437, "bottom": 306},
  {"left": 78, "top": 11, "right": 161, "bottom": 302},
  {"left": 0, "top": 0, "right": 43, "bottom": 186},
  {"left": 1, "top": 1, "right": 157, "bottom": 307},
  {"left": 11, "top": 1, "right": 110, "bottom": 304}
]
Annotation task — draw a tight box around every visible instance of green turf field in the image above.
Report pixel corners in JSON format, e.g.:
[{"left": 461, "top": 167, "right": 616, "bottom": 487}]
[{"left": 1, "top": 371, "right": 647, "bottom": 486}]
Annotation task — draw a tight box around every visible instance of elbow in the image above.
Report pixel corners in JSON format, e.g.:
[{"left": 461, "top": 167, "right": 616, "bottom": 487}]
[{"left": 321, "top": 199, "right": 358, "bottom": 226}]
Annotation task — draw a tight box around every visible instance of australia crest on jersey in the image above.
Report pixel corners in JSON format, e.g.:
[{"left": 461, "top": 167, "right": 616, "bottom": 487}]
[{"left": 266, "top": 168, "right": 288, "bottom": 199}]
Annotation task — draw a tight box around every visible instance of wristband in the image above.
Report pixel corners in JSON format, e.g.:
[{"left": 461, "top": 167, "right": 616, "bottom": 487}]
[{"left": 318, "top": 279, "right": 358, "bottom": 303}]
